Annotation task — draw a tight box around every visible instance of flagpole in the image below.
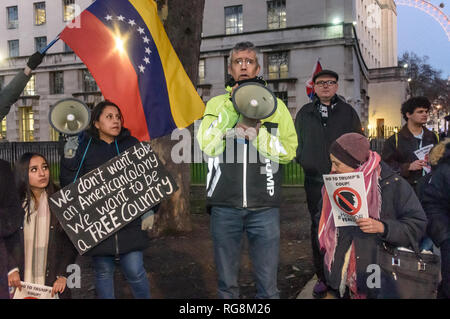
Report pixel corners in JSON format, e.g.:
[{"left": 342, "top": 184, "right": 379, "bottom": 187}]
[{"left": 39, "top": 34, "right": 61, "bottom": 54}]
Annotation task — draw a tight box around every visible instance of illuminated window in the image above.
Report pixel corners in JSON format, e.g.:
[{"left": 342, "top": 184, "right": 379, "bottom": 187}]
[
  {"left": 0, "top": 118, "right": 6, "bottom": 139},
  {"left": 198, "top": 59, "right": 205, "bottom": 84},
  {"left": 50, "top": 71, "right": 64, "bottom": 94},
  {"left": 19, "top": 107, "right": 34, "bottom": 142},
  {"left": 23, "top": 75, "right": 36, "bottom": 96},
  {"left": 34, "top": 2, "right": 46, "bottom": 25},
  {"left": 267, "top": 0, "right": 286, "bottom": 30},
  {"left": 266, "top": 51, "right": 289, "bottom": 79},
  {"left": 82, "top": 70, "right": 98, "bottom": 92},
  {"left": 225, "top": 5, "right": 243, "bottom": 35},
  {"left": 63, "top": 0, "right": 76, "bottom": 22},
  {"left": 7, "top": 6, "right": 18, "bottom": 29},
  {"left": 35, "top": 36, "right": 47, "bottom": 52},
  {"left": 8, "top": 40, "right": 19, "bottom": 57}
]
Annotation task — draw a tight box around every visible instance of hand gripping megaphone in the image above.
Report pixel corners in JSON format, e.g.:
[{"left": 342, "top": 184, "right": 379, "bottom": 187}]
[
  {"left": 231, "top": 82, "right": 277, "bottom": 127},
  {"left": 49, "top": 98, "right": 91, "bottom": 136}
]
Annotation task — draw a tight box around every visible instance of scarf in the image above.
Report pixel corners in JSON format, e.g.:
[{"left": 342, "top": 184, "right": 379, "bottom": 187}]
[
  {"left": 23, "top": 191, "right": 51, "bottom": 285},
  {"left": 318, "top": 151, "right": 382, "bottom": 297}
]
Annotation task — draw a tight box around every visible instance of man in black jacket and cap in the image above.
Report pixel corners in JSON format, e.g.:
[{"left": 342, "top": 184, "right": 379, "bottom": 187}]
[{"left": 294, "top": 69, "right": 362, "bottom": 298}]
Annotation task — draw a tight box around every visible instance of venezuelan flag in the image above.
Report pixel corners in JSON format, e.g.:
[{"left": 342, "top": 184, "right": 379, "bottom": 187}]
[{"left": 60, "top": 0, "right": 205, "bottom": 141}]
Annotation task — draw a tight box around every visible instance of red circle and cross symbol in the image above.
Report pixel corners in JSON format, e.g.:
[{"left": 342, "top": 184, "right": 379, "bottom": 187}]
[{"left": 332, "top": 187, "right": 362, "bottom": 216}]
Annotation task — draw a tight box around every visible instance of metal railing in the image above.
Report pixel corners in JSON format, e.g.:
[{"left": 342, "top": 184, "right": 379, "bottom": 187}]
[
  {"left": 0, "top": 142, "right": 306, "bottom": 186},
  {"left": 0, "top": 142, "right": 61, "bottom": 181}
]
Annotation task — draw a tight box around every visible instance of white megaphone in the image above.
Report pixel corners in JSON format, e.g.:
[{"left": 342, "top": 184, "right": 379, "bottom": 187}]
[
  {"left": 231, "top": 82, "right": 277, "bottom": 127},
  {"left": 49, "top": 98, "right": 91, "bottom": 136}
]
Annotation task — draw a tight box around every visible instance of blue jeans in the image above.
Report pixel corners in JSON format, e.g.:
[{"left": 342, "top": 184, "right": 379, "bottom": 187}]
[
  {"left": 92, "top": 251, "right": 151, "bottom": 299},
  {"left": 210, "top": 206, "right": 280, "bottom": 299}
]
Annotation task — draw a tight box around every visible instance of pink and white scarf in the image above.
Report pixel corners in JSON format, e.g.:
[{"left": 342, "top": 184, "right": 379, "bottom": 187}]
[{"left": 318, "top": 151, "right": 382, "bottom": 297}]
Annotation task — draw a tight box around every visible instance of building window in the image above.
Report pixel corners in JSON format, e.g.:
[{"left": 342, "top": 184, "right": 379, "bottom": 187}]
[
  {"left": 8, "top": 40, "right": 19, "bottom": 57},
  {"left": 198, "top": 59, "right": 205, "bottom": 84},
  {"left": 1, "top": 118, "right": 6, "bottom": 139},
  {"left": 267, "top": 0, "right": 286, "bottom": 30},
  {"left": 82, "top": 70, "right": 98, "bottom": 92},
  {"left": 266, "top": 51, "right": 289, "bottom": 79},
  {"left": 64, "top": 42, "right": 73, "bottom": 53},
  {"left": 274, "top": 91, "right": 288, "bottom": 107},
  {"left": 19, "top": 107, "right": 34, "bottom": 142},
  {"left": 7, "top": 6, "right": 18, "bottom": 29},
  {"left": 34, "top": 2, "right": 46, "bottom": 25},
  {"left": 23, "top": 75, "right": 36, "bottom": 96},
  {"left": 35, "top": 36, "right": 47, "bottom": 52},
  {"left": 63, "top": 0, "right": 76, "bottom": 22},
  {"left": 225, "top": 5, "right": 243, "bottom": 35},
  {"left": 50, "top": 72, "right": 64, "bottom": 94}
]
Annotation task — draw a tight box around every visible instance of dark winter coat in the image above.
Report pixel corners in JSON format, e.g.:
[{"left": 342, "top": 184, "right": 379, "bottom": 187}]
[
  {"left": 381, "top": 125, "right": 438, "bottom": 187},
  {"left": 0, "top": 160, "right": 23, "bottom": 299},
  {"left": 422, "top": 143, "right": 450, "bottom": 247},
  {"left": 5, "top": 199, "right": 78, "bottom": 299},
  {"left": 0, "top": 71, "right": 32, "bottom": 121},
  {"left": 323, "top": 162, "right": 427, "bottom": 298},
  {"left": 294, "top": 95, "right": 362, "bottom": 179},
  {"left": 59, "top": 128, "right": 150, "bottom": 256}
]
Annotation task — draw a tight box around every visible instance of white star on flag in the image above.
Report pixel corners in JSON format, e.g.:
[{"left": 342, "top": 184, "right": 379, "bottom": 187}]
[
  {"left": 137, "top": 27, "right": 145, "bottom": 34},
  {"left": 128, "top": 19, "right": 136, "bottom": 26},
  {"left": 143, "top": 57, "right": 150, "bottom": 64},
  {"left": 138, "top": 65, "right": 146, "bottom": 73},
  {"left": 117, "top": 15, "right": 125, "bottom": 21},
  {"left": 105, "top": 15, "right": 113, "bottom": 21},
  {"left": 145, "top": 47, "right": 151, "bottom": 54},
  {"left": 143, "top": 36, "right": 150, "bottom": 44}
]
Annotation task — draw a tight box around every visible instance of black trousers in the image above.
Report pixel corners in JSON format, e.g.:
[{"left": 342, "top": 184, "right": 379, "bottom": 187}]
[{"left": 304, "top": 175, "right": 325, "bottom": 282}]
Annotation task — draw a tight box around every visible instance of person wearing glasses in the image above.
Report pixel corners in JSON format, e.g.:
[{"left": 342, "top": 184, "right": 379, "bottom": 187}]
[
  {"left": 294, "top": 69, "right": 362, "bottom": 298},
  {"left": 196, "top": 41, "right": 297, "bottom": 299}
]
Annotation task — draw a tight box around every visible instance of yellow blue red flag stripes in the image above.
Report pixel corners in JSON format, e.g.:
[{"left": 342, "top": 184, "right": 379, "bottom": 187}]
[{"left": 60, "top": 0, "right": 205, "bottom": 140}]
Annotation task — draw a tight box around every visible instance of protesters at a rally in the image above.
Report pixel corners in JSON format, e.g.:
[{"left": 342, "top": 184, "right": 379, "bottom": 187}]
[
  {"left": 422, "top": 139, "right": 450, "bottom": 299},
  {"left": 0, "top": 52, "right": 45, "bottom": 121},
  {"left": 6, "top": 152, "right": 76, "bottom": 298},
  {"left": 382, "top": 96, "right": 439, "bottom": 189},
  {"left": 319, "top": 133, "right": 427, "bottom": 298},
  {"left": 294, "top": 69, "right": 362, "bottom": 298},
  {"left": 196, "top": 41, "right": 297, "bottom": 299},
  {"left": 0, "top": 160, "right": 23, "bottom": 299},
  {"left": 60, "top": 100, "right": 153, "bottom": 299}
]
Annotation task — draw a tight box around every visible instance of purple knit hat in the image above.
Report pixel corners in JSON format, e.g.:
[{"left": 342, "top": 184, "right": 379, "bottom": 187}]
[{"left": 329, "top": 133, "right": 370, "bottom": 168}]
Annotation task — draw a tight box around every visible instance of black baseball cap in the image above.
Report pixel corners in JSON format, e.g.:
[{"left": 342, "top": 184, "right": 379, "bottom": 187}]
[{"left": 313, "top": 69, "right": 339, "bottom": 83}]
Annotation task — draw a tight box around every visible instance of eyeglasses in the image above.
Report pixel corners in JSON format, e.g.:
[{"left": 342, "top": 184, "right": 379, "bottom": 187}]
[
  {"left": 232, "top": 58, "right": 256, "bottom": 66},
  {"left": 315, "top": 80, "right": 337, "bottom": 87}
]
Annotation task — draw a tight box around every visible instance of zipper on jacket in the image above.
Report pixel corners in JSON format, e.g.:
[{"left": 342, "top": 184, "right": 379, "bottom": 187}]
[{"left": 243, "top": 143, "right": 248, "bottom": 208}]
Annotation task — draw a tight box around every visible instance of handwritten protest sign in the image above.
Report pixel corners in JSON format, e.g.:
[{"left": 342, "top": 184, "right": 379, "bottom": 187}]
[
  {"left": 323, "top": 172, "right": 369, "bottom": 227},
  {"left": 13, "top": 282, "right": 58, "bottom": 299},
  {"left": 414, "top": 144, "right": 434, "bottom": 174},
  {"left": 49, "top": 142, "right": 178, "bottom": 255}
]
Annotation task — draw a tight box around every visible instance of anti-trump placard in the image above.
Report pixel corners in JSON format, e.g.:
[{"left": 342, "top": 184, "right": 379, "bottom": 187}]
[
  {"left": 49, "top": 142, "right": 178, "bottom": 255},
  {"left": 323, "top": 172, "right": 369, "bottom": 227}
]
